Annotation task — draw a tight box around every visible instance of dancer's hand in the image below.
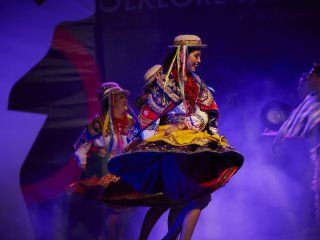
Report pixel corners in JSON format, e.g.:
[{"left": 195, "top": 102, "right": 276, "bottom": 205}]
[
  {"left": 164, "top": 125, "right": 178, "bottom": 135},
  {"left": 164, "top": 123, "right": 187, "bottom": 135}
]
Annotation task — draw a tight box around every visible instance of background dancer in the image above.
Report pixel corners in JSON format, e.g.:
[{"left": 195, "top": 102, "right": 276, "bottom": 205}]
[{"left": 70, "top": 82, "right": 134, "bottom": 240}]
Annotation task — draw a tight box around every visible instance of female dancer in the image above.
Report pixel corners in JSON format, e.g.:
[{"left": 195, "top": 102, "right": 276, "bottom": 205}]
[
  {"left": 90, "top": 35, "right": 244, "bottom": 239},
  {"left": 70, "top": 82, "right": 134, "bottom": 240}
]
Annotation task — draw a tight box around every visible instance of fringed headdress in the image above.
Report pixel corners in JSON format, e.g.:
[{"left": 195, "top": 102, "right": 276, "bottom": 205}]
[
  {"left": 98, "top": 82, "right": 129, "bottom": 156},
  {"left": 164, "top": 34, "right": 207, "bottom": 104}
]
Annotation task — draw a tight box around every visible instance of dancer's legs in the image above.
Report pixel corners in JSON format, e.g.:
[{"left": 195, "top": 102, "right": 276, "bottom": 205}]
[
  {"left": 162, "top": 203, "right": 196, "bottom": 240},
  {"left": 138, "top": 206, "right": 169, "bottom": 240},
  {"left": 168, "top": 206, "right": 182, "bottom": 229},
  {"left": 179, "top": 208, "right": 201, "bottom": 240},
  {"left": 162, "top": 194, "right": 211, "bottom": 240},
  {"left": 104, "top": 213, "right": 118, "bottom": 240}
]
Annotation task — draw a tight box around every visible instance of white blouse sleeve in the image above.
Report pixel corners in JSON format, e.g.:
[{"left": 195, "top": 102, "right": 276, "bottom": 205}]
[{"left": 74, "top": 142, "right": 91, "bottom": 166}]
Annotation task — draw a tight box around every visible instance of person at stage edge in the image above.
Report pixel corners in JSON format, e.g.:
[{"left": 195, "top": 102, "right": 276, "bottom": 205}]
[{"left": 70, "top": 82, "right": 134, "bottom": 240}]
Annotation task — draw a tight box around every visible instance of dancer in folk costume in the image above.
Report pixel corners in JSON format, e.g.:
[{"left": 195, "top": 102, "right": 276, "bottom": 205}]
[
  {"left": 74, "top": 82, "right": 134, "bottom": 175},
  {"left": 70, "top": 82, "right": 135, "bottom": 240},
  {"left": 274, "top": 63, "right": 320, "bottom": 230},
  {"left": 84, "top": 35, "right": 244, "bottom": 239}
]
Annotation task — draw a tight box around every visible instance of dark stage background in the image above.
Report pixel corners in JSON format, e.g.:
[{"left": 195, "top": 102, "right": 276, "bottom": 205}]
[{"left": 1, "top": 0, "right": 320, "bottom": 239}]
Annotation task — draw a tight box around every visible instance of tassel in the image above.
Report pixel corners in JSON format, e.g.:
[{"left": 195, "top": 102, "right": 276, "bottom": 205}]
[
  {"left": 102, "top": 94, "right": 115, "bottom": 158},
  {"left": 179, "top": 45, "right": 187, "bottom": 101},
  {"left": 164, "top": 45, "right": 180, "bottom": 88}
]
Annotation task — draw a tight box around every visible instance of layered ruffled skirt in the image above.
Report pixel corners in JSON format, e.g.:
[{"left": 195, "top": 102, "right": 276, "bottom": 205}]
[{"left": 72, "top": 125, "right": 244, "bottom": 206}]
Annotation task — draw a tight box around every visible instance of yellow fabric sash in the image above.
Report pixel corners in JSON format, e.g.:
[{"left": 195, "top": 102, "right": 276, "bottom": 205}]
[{"left": 144, "top": 125, "right": 229, "bottom": 147}]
